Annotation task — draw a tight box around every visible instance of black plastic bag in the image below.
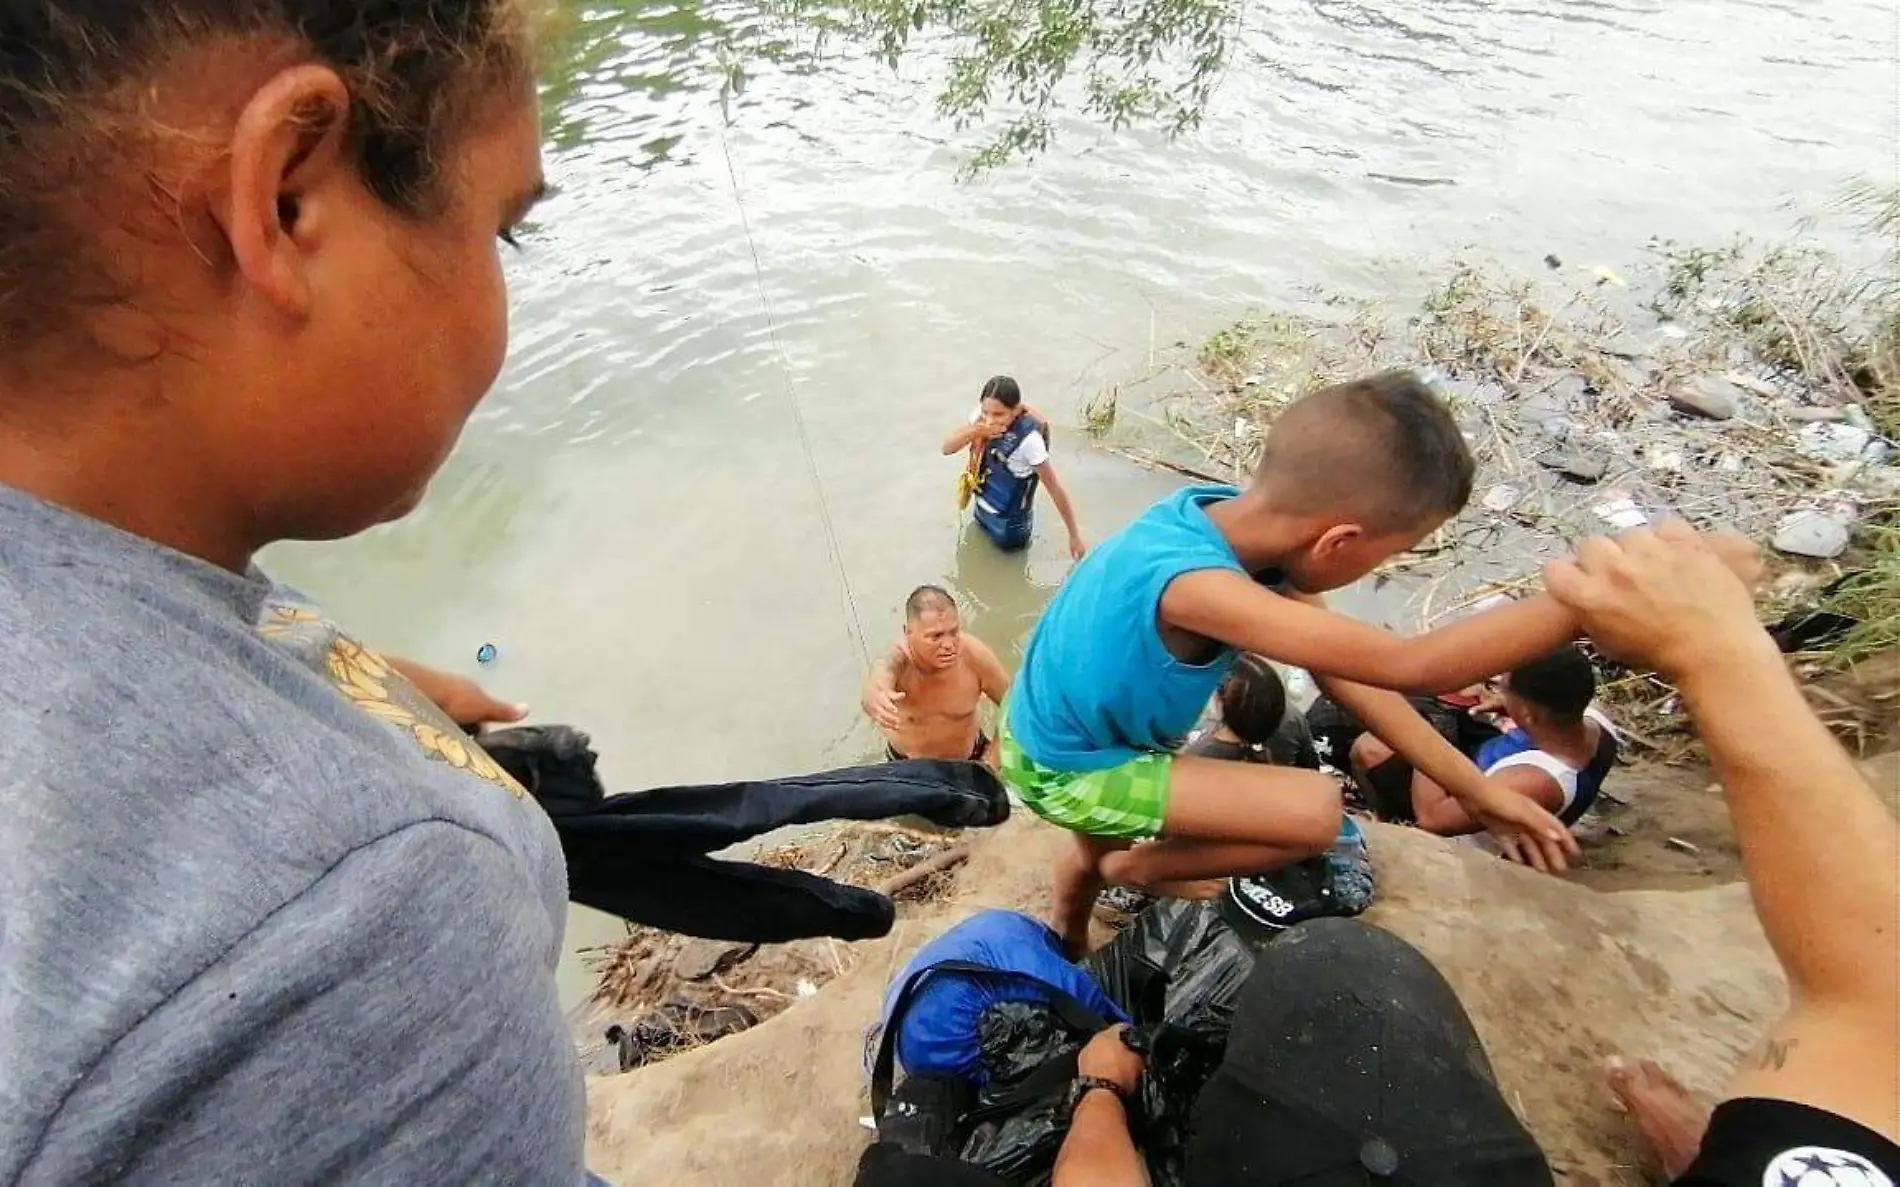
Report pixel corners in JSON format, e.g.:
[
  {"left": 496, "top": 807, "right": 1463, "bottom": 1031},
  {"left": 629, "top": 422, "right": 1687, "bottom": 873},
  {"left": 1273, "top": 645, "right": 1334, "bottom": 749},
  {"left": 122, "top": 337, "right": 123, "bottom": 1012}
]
[
  {"left": 957, "top": 1003, "right": 1089, "bottom": 1184},
  {"left": 878, "top": 1072, "right": 976, "bottom": 1158},
  {"left": 1088, "top": 900, "right": 1256, "bottom": 1187},
  {"left": 959, "top": 1095, "right": 1071, "bottom": 1186},
  {"left": 951, "top": 901, "right": 1259, "bottom": 1186},
  {"left": 977, "top": 1002, "right": 1077, "bottom": 1086}
]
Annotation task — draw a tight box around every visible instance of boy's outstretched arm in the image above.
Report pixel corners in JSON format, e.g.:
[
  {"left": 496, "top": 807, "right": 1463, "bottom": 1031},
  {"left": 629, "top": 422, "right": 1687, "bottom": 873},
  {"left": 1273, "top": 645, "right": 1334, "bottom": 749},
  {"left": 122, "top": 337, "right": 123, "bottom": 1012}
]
[
  {"left": 1549, "top": 525, "right": 1897, "bottom": 1139},
  {"left": 1161, "top": 569, "right": 1581, "bottom": 695}
]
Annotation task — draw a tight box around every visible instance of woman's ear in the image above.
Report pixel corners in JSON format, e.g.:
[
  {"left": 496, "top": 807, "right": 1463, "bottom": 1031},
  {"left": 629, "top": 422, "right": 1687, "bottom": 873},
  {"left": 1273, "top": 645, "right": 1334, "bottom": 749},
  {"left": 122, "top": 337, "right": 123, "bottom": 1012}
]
[{"left": 213, "top": 65, "right": 353, "bottom": 315}]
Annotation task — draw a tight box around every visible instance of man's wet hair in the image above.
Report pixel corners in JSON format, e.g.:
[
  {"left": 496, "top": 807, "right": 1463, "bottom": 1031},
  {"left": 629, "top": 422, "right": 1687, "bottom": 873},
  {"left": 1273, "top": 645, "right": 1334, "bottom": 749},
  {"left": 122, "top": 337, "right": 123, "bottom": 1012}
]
[
  {"left": 905, "top": 585, "right": 959, "bottom": 622},
  {"left": 1507, "top": 646, "right": 1596, "bottom": 721},
  {"left": 1216, "top": 654, "right": 1289, "bottom": 748},
  {"left": 980, "top": 376, "right": 1023, "bottom": 409},
  {"left": 1251, "top": 371, "right": 1475, "bottom": 534}
]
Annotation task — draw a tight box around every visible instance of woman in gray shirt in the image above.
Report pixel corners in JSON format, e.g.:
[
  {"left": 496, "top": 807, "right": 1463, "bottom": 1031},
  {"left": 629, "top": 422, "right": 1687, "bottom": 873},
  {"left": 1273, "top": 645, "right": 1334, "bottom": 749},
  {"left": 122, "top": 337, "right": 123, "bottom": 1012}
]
[{"left": 0, "top": 1, "right": 583, "bottom": 1181}]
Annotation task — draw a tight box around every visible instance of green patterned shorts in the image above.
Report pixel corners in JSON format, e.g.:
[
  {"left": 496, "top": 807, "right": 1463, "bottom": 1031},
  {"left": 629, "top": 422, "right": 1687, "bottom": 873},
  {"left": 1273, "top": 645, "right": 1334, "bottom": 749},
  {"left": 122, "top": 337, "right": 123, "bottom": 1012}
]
[{"left": 997, "top": 730, "right": 1173, "bottom": 840}]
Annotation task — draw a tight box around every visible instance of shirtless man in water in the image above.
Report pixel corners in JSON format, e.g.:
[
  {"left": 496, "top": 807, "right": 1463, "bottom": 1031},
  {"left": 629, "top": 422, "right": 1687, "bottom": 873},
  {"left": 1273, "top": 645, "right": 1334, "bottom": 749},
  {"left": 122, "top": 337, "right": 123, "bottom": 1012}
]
[{"left": 862, "top": 586, "right": 1010, "bottom": 765}]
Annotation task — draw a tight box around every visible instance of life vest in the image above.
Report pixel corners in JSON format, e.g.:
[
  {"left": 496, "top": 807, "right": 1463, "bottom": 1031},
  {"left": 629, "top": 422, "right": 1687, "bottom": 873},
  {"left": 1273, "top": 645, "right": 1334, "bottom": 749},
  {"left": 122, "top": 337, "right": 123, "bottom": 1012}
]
[{"left": 974, "top": 413, "right": 1047, "bottom": 521}]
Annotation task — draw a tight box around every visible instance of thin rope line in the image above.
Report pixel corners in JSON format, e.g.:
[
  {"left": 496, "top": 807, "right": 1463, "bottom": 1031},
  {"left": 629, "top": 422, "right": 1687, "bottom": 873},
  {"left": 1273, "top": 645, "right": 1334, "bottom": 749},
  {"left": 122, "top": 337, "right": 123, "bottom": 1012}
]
[{"left": 719, "top": 125, "right": 875, "bottom": 672}]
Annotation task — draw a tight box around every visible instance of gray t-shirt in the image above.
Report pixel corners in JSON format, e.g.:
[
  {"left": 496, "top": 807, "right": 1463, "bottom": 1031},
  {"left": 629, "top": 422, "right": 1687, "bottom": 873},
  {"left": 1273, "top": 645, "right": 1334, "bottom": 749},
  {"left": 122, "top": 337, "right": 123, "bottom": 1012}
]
[{"left": 0, "top": 485, "right": 583, "bottom": 1184}]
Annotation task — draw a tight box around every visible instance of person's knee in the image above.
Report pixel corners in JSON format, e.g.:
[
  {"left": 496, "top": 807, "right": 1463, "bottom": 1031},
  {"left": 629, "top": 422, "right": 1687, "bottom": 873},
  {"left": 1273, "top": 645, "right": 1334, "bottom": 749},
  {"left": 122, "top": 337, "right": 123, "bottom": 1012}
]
[
  {"left": 1285, "top": 773, "right": 1345, "bottom": 854},
  {"left": 1098, "top": 845, "right": 1161, "bottom": 891},
  {"left": 1349, "top": 733, "right": 1391, "bottom": 773},
  {"left": 1060, "top": 833, "right": 1122, "bottom": 880}
]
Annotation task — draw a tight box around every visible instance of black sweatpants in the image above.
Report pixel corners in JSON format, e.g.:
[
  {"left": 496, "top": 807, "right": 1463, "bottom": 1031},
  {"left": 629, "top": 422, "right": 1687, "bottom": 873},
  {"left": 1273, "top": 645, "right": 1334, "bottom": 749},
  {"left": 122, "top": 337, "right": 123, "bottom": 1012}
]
[{"left": 481, "top": 726, "right": 1009, "bottom": 943}]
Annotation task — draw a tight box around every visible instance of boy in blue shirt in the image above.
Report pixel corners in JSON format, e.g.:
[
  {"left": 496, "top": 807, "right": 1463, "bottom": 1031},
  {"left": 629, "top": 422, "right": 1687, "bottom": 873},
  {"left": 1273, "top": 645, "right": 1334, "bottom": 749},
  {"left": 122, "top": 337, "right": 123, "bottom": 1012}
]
[{"left": 1000, "top": 371, "right": 1744, "bottom": 954}]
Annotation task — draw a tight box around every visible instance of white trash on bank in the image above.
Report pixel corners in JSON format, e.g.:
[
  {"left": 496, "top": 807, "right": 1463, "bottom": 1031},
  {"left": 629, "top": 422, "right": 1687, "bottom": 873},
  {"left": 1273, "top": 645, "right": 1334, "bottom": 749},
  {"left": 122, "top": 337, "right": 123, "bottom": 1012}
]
[
  {"left": 1593, "top": 496, "right": 1649, "bottom": 530},
  {"left": 1644, "top": 445, "right": 1685, "bottom": 472},
  {"left": 1796, "top": 421, "right": 1889, "bottom": 465},
  {"left": 1481, "top": 483, "right": 1524, "bottom": 513},
  {"left": 1772, "top": 508, "right": 1856, "bottom": 560}
]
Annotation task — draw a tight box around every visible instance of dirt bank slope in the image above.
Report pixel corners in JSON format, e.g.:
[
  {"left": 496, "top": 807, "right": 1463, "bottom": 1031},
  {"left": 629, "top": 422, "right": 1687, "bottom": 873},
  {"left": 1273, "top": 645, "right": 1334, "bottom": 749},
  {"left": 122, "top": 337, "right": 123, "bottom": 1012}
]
[{"left": 584, "top": 808, "right": 1786, "bottom": 1186}]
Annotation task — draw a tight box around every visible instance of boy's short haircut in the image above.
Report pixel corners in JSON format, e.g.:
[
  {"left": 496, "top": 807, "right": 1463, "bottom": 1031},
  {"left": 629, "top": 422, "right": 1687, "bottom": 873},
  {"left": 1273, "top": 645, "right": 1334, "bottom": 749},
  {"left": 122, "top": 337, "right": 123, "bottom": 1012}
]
[
  {"left": 980, "top": 376, "right": 1023, "bottom": 409},
  {"left": 1216, "top": 654, "right": 1289, "bottom": 747},
  {"left": 1507, "top": 646, "right": 1596, "bottom": 721},
  {"left": 905, "top": 585, "right": 958, "bottom": 621},
  {"left": 1251, "top": 371, "right": 1475, "bottom": 534}
]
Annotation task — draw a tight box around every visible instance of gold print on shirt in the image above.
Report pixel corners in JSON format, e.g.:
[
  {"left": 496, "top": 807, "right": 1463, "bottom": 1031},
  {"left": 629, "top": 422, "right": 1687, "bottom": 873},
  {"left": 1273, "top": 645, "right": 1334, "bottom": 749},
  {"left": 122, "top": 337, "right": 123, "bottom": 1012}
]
[{"left": 260, "top": 602, "right": 527, "bottom": 799}]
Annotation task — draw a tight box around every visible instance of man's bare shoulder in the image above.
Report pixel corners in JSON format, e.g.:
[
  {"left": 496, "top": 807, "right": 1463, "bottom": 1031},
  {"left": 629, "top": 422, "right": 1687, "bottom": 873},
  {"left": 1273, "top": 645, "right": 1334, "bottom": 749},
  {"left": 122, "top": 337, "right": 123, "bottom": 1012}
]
[{"left": 961, "top": 633, "right": 1003, "bottom": 666}]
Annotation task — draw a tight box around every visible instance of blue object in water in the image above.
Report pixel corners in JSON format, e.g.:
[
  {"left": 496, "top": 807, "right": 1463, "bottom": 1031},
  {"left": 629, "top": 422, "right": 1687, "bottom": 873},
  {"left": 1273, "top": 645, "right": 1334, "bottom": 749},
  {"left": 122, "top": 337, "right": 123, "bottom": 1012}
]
[{"left": 476, "top": 642, "right": 498, "bottom": 665}]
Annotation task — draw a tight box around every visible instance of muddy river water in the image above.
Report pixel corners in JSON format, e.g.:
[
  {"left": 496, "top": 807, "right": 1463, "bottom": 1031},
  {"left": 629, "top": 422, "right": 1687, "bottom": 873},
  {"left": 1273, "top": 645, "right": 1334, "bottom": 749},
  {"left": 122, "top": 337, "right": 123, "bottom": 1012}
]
[{"left": 266, "top": 0, "right": 1892, "bottom": 1002}]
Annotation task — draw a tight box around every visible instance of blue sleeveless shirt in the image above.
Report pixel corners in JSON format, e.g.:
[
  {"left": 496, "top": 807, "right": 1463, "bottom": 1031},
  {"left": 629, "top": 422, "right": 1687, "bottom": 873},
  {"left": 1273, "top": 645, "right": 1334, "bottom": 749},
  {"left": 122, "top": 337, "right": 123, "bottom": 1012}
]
[{"left": 1007, "top": 485, "right": 1248, "bottom": 771}]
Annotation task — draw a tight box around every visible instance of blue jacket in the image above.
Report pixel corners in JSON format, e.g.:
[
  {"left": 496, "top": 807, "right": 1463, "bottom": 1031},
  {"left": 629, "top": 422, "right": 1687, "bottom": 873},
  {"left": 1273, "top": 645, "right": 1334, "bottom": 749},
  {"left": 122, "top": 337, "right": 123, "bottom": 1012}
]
[{"left": 870, "top": 910, "right": 1128, "bottom": 1084}]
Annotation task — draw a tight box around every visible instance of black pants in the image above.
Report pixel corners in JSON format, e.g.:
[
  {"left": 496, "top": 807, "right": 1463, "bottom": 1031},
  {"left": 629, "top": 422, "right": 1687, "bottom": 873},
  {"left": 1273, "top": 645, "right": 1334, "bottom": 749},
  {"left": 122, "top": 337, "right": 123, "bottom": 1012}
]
[
  {"left": 482, "top": 727, "right": 1009, "bottom": 943},
  {"left": 1306, "top": 695, "right": 1500, "bottom": 823}
]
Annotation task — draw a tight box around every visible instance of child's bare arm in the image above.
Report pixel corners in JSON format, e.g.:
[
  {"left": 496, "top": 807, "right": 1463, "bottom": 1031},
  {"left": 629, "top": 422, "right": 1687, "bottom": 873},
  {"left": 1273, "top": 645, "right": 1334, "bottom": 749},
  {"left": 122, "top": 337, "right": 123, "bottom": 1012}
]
[
  {"left": 1160, "top": 570, "right": 1579, "bottom": 694},
  {"left": 1413, "top": 765, "right": 1563, "bottom": 836},
  {"left": 1413, "top": 784, "right": 1478, "bottom": 836},
  {"left": 943, "top": 418, "right": 1000, "bottom": 455}
]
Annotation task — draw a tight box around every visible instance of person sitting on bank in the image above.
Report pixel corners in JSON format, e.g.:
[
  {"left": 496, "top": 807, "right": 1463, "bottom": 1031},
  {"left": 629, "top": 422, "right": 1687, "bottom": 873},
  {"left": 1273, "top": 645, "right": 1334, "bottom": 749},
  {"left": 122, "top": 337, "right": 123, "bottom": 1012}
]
[
  {"left": 863, "top": 586, "right": 1011, "bottom": 765},
  {"left": 1351, "top": 645, "right": 1617, "bottom": 840},
  {"left": 1085, "top": 656, "right": 1370, "bottom": 921},
  {"left": 942, "top": 375, "right": 1086, "bottom": 559},
  {"left": 1186, "top": 653, "right": 1320, "bottom": 770}
]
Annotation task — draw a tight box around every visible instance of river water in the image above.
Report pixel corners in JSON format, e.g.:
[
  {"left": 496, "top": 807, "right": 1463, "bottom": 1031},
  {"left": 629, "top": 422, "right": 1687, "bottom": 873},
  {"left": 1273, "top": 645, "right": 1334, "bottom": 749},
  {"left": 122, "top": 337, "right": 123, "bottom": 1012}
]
[{"left": 268, "top": 0, "right": 1892, "bottom": 1003}]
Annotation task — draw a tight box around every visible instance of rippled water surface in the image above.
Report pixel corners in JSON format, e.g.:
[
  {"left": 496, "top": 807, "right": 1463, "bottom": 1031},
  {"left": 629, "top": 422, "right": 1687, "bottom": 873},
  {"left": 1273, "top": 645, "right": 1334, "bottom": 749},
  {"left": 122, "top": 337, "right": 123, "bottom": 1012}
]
[{"left": 268, "top": 0, "right": 1894, "bottom": 1001}]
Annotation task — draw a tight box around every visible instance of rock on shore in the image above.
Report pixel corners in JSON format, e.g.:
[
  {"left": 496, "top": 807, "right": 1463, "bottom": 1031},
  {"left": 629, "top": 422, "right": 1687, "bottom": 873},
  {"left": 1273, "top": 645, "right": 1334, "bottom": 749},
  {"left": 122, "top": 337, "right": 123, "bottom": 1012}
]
[{"left": 583, "top": 810, "right": 1787, "bottom": 1186}]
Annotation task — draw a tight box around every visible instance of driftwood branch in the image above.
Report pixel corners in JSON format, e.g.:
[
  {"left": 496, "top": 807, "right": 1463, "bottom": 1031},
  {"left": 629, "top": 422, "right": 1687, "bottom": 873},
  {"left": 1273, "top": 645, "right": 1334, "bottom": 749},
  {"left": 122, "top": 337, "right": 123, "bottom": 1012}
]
[
  {"left": 875, "top": 844, "right": 972, "bottom": 896},
  {"left": 1097, "top": 444, "right": 1230, "bottom": 485}
]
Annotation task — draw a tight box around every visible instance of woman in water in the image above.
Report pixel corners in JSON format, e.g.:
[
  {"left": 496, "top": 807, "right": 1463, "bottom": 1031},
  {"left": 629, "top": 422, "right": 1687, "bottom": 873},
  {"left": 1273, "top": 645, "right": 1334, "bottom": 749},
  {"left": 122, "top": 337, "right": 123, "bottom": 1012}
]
[{"left": 944, "top": 375, "right": 1088, "bottom": 559}]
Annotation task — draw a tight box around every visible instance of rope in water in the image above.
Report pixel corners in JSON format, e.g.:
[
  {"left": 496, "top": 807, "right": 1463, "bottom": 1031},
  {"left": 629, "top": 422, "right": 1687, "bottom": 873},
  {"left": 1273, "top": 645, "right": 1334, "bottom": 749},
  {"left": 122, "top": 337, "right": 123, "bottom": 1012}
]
[{"left": 718, "top": 124, "right": 876, "bottom": 672}]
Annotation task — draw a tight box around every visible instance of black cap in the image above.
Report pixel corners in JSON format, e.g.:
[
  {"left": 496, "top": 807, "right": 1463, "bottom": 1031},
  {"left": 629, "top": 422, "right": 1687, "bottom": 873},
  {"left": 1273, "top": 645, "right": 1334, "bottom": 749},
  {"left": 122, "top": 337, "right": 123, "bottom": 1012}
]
[
  {"left": 1214, "top": 859, "right": 1338, "bottom": 947},
  {"left": 1186, "top": 919, "right": 1552, "bottom": 1187}
]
